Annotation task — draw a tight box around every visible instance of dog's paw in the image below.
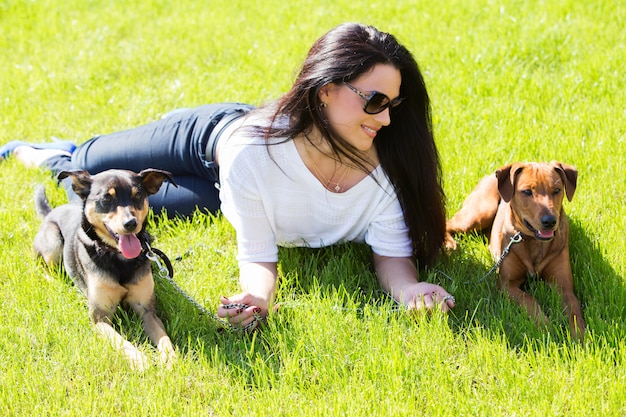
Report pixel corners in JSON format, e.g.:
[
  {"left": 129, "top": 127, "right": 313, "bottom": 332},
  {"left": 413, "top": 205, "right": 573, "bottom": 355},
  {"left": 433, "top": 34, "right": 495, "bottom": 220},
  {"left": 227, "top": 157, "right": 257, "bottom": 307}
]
[
  {"left": 443, "top": 232, "right": 457, "bottom": 254},
  {"left": 158, "top": 337, "right": 177, "bottom": 370}
]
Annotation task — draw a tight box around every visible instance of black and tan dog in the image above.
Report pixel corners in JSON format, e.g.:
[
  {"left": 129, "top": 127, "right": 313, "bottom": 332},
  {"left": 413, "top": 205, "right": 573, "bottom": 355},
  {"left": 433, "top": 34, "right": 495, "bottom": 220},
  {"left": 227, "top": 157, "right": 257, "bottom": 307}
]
[
  {"left": 34, "top": 168, "right": 178, "bottom": 369},
  {"left": 445, "top": 161, "right": 585, "bottom": 338}
]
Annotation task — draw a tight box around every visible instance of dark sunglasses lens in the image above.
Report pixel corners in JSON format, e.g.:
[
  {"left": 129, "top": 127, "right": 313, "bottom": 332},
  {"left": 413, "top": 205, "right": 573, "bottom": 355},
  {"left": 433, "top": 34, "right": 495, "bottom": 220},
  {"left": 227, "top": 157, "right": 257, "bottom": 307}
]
[{"left": 365, "top": 93, "right": 391, "bottom": 114}]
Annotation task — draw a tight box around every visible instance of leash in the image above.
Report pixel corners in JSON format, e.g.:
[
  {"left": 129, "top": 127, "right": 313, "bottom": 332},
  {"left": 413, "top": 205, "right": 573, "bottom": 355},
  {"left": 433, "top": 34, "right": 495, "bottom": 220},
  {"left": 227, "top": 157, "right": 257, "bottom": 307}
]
[
  {"left": 145, "top": 246, "right": 174, "bottom": 279},
  {"left": 144, "top": 243, "right": 261, "bottom": 332},
  {"left": 474, "top": 231, "right": 523, "bottom": 283}
]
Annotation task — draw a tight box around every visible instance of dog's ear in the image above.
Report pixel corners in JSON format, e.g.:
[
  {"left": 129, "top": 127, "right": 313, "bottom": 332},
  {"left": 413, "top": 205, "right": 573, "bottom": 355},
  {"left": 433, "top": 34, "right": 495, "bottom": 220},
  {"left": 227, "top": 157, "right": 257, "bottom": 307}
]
[
  {"left": 495, "top": 163, "right": 523, "bottom": 202},
  {"left": 139, "top": 169, "right": 177, "bottom": 195},
  {"left": 57, "top": 170, "right": 93, "bottom": 200},
  {"left": 552, "top": 161, "right": 578, "bottom": 201}
]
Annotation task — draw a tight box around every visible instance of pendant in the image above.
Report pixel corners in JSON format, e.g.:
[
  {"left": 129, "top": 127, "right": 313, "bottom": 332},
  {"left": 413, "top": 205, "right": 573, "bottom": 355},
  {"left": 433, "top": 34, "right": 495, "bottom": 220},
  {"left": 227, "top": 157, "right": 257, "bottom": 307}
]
[{"left": 334, "top": 184, "right": 341, "bottom": 192}]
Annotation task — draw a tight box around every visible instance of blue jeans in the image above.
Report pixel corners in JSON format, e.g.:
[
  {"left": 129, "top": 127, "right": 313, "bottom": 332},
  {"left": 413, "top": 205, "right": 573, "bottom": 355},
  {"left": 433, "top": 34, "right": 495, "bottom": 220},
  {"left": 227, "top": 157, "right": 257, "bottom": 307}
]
[{"left": 44, "top": 103, "right": 254, "bottom": 217}]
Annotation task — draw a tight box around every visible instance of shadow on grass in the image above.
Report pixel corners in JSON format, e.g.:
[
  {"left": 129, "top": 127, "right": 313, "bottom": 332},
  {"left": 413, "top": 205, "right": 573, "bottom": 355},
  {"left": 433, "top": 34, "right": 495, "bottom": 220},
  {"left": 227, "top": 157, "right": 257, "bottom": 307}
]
[
  {"left": 157, "top": 242, "right": 388, "bottom": 320},
  {"left": 568, "top": 219, "right": 626, "bottom": 344},
  {"left": 152, "top": 242, "right": 411, "bottom": 380},
  {"left": 150, "top": 220, "right": 625, "bottom": 384}
]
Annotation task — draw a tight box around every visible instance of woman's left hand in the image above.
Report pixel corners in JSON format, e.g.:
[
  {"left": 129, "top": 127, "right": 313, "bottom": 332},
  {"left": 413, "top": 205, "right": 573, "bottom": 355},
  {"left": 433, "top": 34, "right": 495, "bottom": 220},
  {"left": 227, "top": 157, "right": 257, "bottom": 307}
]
[
  {"left": 373, "top": 254, "right": 455, "bottom": 313},
  {"left": 399, "top": 281, "right": 455, "bottom": 313}
]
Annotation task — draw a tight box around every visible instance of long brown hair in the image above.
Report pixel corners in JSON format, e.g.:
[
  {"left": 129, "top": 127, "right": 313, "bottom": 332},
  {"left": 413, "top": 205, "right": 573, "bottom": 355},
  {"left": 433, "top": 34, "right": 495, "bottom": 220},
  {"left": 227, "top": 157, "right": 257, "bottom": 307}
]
[{"left": 258, "top": 23, "right": 446, "bottom": 267}]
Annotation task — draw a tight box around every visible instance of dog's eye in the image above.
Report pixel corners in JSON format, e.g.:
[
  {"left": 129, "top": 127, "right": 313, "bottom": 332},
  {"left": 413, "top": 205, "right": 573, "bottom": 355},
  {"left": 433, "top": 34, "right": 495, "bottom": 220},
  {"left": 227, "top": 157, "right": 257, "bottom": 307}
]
[
  {"left": 553, "top": 188, "right": 561, "bottom": 195},
  {"left": 95, "top": 194, "right": 116, "bottom": 212},
  {"left": 521, "top": 189, "right": 533, "bottom": 197}
]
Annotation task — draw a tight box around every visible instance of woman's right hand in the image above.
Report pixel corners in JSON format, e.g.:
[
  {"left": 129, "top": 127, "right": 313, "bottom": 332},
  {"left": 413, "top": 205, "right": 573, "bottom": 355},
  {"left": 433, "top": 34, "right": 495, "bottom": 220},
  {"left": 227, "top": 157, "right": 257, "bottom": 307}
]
[
  {"left": 218, "top": 261, "right": 278, "bottom": 331},
  {"left": 217, "top": 293, "right": 267, "bottom": 331}
]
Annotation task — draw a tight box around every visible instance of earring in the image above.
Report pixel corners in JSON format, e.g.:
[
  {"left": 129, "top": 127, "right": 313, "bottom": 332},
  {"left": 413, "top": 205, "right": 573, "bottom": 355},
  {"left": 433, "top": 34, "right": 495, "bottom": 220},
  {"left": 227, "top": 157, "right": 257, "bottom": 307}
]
[{"left": 320, "top": 102, "right": 327, "bottom": 108}]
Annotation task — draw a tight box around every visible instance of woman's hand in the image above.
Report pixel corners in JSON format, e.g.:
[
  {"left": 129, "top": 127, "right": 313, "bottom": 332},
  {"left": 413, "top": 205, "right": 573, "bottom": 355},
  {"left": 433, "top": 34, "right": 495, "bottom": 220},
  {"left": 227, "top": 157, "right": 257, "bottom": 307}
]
[
  {"left": 217, "top": 261, "right": 278, "bottom": 331},
  {"left": 217, "top": 293, "right": 266, "bottom": 331},
  {"left": 393, "top": 281, "right": 455, "bottom": 313},
  {"left": 373, "top": 253, "right": 455, "bottom": 313}
]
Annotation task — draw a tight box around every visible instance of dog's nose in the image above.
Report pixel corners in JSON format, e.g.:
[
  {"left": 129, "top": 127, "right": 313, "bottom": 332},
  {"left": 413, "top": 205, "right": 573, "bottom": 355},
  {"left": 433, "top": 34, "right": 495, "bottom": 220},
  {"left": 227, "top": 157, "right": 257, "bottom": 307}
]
[
  {"left": 541, "top": 215, "right": 557, "bottom": 229},
  {"left": 123, "top": 218, "right": 138, "bottom": 232}
]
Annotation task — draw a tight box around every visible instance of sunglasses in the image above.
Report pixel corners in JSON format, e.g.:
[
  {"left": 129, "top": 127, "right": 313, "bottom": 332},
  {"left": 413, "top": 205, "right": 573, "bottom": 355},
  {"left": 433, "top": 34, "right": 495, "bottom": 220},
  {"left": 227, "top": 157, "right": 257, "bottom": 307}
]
[{"left": 343, "top": 82, "right": 404, "bottom": 114}]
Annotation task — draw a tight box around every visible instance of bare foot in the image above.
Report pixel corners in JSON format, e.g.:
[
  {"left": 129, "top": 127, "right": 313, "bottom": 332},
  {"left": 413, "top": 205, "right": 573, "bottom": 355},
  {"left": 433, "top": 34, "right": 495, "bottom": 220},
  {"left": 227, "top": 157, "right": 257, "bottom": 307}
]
[{"left": 14, "top": 146, "right": 71, "bottom": 168}]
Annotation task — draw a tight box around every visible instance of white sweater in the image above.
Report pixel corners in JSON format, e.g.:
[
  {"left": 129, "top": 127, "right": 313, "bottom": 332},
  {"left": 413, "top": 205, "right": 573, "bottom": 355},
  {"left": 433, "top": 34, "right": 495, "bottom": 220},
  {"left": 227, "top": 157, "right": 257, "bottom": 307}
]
[{"left": 218, "top": 126, "right": 413, "bottom": 264}]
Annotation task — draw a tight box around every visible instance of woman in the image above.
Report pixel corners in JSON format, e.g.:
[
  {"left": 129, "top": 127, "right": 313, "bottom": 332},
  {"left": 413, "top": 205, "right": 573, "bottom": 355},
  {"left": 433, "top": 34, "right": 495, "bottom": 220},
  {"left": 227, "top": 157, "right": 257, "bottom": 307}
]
[{"left": 8, "top": 22, "right": 454, "bottom": 330}]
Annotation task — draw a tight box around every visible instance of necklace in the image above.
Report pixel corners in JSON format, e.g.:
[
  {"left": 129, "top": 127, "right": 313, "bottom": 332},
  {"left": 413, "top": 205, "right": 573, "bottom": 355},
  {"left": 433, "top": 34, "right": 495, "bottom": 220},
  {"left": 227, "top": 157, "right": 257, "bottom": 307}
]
[{"left": 303, "top": 143, "right": 351, "bottom": 193}]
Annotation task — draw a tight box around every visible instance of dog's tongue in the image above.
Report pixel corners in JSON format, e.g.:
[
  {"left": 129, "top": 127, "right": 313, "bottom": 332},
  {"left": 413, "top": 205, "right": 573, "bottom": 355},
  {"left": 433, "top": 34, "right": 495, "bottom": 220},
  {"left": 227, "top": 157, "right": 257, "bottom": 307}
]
[
  {"left": 537, "top": 230, "right": 555, "bottom": 239},
  {"left": 119, "top": 234, "right": 142, "bottom": 259}
]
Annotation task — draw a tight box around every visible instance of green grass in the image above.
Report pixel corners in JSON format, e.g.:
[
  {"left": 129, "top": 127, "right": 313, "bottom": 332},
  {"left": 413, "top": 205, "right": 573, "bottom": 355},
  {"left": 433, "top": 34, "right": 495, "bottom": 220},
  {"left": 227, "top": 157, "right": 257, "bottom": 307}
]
[{"left": 1, "top": 0, "right": 625, "bottom": 415}]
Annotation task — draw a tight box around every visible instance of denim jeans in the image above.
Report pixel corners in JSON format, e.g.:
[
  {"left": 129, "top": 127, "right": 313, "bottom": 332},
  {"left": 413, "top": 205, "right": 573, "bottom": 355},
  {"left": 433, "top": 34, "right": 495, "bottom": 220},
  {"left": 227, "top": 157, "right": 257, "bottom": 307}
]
[{"left": 43, "top": 103, "right": 254, "bottom": 217}]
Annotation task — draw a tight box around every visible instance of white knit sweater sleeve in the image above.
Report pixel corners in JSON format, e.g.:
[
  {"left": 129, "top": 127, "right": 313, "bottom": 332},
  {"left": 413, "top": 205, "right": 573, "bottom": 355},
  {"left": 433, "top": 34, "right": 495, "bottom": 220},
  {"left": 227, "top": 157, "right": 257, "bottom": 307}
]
[{"left": 219, "top": 138, "right": 279, "bottom": 264}]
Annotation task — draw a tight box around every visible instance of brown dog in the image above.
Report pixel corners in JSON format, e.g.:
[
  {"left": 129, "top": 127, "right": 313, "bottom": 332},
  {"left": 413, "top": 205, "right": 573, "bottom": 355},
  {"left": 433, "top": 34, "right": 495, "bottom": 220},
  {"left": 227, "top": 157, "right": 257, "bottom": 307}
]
[
  {"left": 34, "top": 169, "right": 178, "bottom": 369},
  {"left": 445, "top": 161, "right": 585, "bottom": 338}
]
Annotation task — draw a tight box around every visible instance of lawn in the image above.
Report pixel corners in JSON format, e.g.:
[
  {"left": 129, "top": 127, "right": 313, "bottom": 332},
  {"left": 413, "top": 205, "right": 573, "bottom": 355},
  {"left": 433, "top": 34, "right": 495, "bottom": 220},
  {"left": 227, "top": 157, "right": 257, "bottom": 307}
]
[{"left": 1, "top": 0, "right": 625, "bottom": 415}]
